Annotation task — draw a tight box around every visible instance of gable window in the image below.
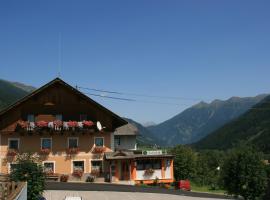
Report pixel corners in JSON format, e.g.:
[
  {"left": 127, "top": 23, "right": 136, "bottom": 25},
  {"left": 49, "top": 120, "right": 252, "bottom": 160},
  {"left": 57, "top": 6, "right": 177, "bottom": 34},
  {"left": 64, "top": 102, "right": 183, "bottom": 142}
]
[
  {"left": 55, "top": 114, "right": 62, "bottom": 121},
  {"left": 72, "top": 161, "right": 84, "bottom": 172},
  {"left": 95, "top": 137, "right": 104, "bottom": 147},
  {"left": 8, "top": 138, "right": 19, "bottom": 150},
  {"left": 27, "top": 114, "right": 35, "bottom": 122},
  {"left": 41, "top": 138, "right": 52, "bottom": 149},
  {"left": 115, "top": 136, "right": 121, "bottom": 146},
  {"left": 43, "top": 162, "right": 55, "bottom": 174},
  {"left": 80, "top": 114, "right": 87, "bottom": 121},
  {"left": 68, "top": 137, "right": 78, "bottom": 148}
]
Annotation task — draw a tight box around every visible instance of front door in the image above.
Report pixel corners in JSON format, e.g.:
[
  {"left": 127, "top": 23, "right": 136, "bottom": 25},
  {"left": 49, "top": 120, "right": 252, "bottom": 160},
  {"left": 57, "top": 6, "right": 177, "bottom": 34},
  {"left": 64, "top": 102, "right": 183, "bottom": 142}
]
[{"left": 120, "top": 160, "right": 130, "bottom": 180}]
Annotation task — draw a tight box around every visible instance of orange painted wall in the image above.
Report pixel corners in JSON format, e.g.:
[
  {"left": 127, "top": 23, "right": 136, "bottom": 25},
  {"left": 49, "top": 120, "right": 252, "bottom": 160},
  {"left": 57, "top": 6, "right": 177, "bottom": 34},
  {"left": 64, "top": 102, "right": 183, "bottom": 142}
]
[{"left": 0, "top": 131, "right": 112, "bottom": 174}]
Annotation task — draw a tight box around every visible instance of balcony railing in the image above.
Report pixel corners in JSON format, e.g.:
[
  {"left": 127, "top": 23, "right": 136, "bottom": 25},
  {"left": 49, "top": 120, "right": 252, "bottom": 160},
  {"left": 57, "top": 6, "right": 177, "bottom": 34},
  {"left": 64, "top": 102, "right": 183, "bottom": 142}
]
[
  {"left": 16, "top": 120, "right": 96, "bottom": 133},
  {"left": 0, "top": 175, "right": 27, "bottom": 200}
]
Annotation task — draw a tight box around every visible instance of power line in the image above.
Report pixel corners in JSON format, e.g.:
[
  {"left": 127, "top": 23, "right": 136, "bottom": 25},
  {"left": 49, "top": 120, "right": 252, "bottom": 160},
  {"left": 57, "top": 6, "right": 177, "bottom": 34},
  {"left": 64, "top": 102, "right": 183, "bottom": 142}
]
[
  {"left": 82, "top": 91, "right": 191, "bottom": 106},
  {"left": 78, "top": 86, "right": 208, "bottom": 101}
]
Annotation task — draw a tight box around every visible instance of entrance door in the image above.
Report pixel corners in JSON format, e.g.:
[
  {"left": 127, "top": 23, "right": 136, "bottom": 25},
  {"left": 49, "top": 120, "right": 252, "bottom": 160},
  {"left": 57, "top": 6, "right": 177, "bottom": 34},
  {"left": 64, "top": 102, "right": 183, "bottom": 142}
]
[{"left": 120, "top": 160, "right": 130, "bottom": 180}]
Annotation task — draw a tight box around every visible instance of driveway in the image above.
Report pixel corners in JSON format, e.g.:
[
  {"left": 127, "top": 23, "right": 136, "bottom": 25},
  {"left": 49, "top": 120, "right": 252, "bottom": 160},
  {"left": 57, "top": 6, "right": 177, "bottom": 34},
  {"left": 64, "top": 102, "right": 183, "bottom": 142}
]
[
  {"left": 44, "top": 190, "right": 229, "bottom": 200},
  {"left": 45, "top": 182, "right": 233, "bottom": 199}
]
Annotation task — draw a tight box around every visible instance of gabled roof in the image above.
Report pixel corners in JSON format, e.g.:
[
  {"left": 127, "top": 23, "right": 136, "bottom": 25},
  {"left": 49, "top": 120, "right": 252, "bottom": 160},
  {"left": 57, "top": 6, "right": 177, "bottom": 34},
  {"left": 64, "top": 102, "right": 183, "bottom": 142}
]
[
  {"left": 114, "top": 123, "right": 138, "bottom": 136},
  {"left": 0, "top": 77, "right": 127, "bottom": 129}
]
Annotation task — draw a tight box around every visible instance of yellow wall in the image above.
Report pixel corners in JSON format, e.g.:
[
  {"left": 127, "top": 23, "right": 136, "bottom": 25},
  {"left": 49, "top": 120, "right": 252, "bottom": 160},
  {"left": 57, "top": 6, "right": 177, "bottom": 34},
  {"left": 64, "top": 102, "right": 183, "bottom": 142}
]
[{"left": 0, "top": 131, "right": 112, "bottom": 174}]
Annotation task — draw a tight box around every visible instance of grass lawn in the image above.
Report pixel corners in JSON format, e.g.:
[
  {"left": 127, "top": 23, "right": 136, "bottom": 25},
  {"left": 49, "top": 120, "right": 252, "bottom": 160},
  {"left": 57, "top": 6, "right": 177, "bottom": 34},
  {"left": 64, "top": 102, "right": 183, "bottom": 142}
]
[{"left": 190, "top": 182, "right": 226, "bottom": 195}]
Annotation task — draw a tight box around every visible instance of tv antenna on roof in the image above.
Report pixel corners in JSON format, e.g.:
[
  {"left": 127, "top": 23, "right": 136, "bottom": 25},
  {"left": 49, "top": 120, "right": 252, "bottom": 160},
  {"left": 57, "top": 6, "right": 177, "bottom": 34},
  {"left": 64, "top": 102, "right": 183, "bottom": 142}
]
[{"left": 58, "top": 32, "right": 62, "bottom": 78}]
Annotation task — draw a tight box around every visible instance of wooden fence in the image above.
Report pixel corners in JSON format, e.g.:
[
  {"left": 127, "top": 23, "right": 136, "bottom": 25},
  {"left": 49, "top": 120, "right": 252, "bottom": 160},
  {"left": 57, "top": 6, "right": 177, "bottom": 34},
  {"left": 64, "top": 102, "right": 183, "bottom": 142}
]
[{"left": 0, "top": 174, "right": 26, "bottom": 200}]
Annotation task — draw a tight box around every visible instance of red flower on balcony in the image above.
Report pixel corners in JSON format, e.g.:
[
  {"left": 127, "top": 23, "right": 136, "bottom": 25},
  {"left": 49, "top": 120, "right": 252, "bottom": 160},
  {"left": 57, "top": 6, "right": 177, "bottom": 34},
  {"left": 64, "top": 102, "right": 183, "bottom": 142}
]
[
  {"left": 72, "top": 169, "right": 83, "bottom": 178},
  {"left": 67, "top": 121, "right": 78, "bottom": 128},
  {"left": 40, "top": 148, "right": 51, "bottom": 155},
  {"left": 66, "top": 147, "right": 79, "bottom": 154},
  {"left": 36, "top": 121, "right": 48, "bottom": 128},
  {"left": 92, "top": 146, "right": 106, "bottom": 154},
  {"left": 7, "top": 149, "right": 18, "bottom": 157},
  {"left": 53, "top": 120, "right": 63, "bottom": 127},
  {"left": 17, "top": 120, "right": 28, "bottom": 129},
  {"left": 83, "top": 120, "right": 94, "bottom": 128}
]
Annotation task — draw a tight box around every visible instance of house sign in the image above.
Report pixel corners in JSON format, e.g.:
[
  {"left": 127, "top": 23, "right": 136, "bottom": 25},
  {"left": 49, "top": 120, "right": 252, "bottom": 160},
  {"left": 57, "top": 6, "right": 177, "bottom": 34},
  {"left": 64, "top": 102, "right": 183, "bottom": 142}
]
[{"left": 145, "top": 150, "right": 163, "bottom": 155}]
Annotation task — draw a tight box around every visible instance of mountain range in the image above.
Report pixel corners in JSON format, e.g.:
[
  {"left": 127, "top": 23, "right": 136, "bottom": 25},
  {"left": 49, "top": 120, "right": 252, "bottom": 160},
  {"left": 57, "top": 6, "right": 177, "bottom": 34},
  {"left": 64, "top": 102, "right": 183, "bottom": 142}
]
[
  {"left": 192, "top": 95, "right": 270, "bottom": 153},
  {"left": 0, "top": 79, "right": 269, "bottom": 150},
  {"left": 148, "top": 95, "right": 268, "bottom": 146}
]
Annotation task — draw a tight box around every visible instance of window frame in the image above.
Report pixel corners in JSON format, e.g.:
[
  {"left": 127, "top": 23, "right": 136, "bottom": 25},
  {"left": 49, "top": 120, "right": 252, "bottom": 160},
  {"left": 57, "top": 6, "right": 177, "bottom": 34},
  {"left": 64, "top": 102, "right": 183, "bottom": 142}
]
[
  {"left": 40, "top": 138, "right": 52, "bottom": 150},
  {"left": 42, "top": 161, "right": 56, "bottom": 174},
  {"left": 94, "top": 137, "right": 104, "bottom": 147},
  {"left": 71, "top": 160, "right": 85, "bottom": 173},
  {"left": 114, "top": 136, "right": 121, "bottom": 146},
  {"left": 55, "top": 114, "right": 63, "bottom": 121},
  {"left": 67, "top": 137, "right": 79, "bottom": 148},
  {"left": 27, "top": 114, "right": 35, "bottom": 122},
  {"left": 8, "top": 138, "right": 20, "bottom": 150},
  {"left": 136, "top": 159, "right": 162, "bottom": 170}
]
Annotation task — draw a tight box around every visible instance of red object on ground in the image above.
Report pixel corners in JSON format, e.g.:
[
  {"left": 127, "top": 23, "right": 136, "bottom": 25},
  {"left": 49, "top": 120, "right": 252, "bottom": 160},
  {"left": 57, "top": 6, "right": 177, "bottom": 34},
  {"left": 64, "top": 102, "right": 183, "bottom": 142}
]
[{"left": 178, "top": 180, "right": 191, "bottom": 191}]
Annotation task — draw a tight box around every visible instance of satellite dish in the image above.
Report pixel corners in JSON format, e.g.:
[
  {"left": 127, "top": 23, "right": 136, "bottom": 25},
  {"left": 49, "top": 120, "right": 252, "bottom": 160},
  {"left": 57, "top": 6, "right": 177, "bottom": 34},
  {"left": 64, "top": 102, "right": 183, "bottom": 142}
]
[{"left": 97, "top": 121, "right": 102, "bottom": 131}]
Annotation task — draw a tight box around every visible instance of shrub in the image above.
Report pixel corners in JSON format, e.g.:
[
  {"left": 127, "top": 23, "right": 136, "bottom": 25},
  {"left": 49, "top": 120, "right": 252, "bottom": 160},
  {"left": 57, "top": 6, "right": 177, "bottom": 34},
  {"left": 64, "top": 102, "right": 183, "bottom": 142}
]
[
  {"left": 10, "top": 153, "right": 45, "bottom": 200},
  {"left": 85, "top": 175, "right": 95, "bottom": 182},
  {"left": 60, "top": 174, "right": 69, "bottom": 182}
]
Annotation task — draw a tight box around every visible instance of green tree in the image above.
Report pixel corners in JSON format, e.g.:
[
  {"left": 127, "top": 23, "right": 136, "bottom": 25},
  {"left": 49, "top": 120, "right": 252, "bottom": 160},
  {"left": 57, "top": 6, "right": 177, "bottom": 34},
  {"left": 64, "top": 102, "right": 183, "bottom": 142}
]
[
  {"left": 10, "top": 153, "right": 46, "bottom": 200},
  {"left": 170, "top": 145, "right": 196, "bottom": 181},
  {"left": 195, "top": 150, "right": 225, "bottom": 189},
  {"left": 221, "top": 146, "right": 267, "bottom": 200}
]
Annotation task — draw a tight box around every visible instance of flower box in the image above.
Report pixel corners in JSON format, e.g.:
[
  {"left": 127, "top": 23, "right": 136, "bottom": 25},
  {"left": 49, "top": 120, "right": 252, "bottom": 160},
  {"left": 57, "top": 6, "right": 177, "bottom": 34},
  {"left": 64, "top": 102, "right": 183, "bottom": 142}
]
[
  {"left": 60, "top": 174, "right": 69, "bottom": 182},
  {"left": 66, "top": 147, "right": 79, "bottom": 154},
  {"left": 40, "top": 148, "right": 51, "bottom": 155},
  {"left": 67, "top": 121, "right": 78, "bottom": 128},
  {"left": 17, "top": 120, "right": 28, "bottom": 129},
  {"left": 83, "top": 120, "right": 94, "bottom": 128},
  {"left": 92, "top": 146, "right": 106, "bottom": 154},
  {"left": 144, "top": 168, "right": 155, "bottom": 176},
  {"left": 36, "top": 121, "right": 48, "bottom": 128},
  {"left": 72, "top": 169, "right": 83, "bottom": 178},
  {"left": 7, "top": 149, "right": 18, "bottom": 157}
]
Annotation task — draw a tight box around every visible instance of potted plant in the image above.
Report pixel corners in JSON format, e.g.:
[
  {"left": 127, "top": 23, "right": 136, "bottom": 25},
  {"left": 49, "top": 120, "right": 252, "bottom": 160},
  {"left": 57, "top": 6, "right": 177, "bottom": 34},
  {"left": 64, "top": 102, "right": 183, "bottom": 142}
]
[
  {"left": 60, "top": 174, "right": 69, "bottom": 182},
  {"left": 83, "top": 120, "right": 94, "bottom": 129},
  {"left": 92, "top": 146, "right": 106, "bottom": 154},
  {"left": 40, "top": 148, "right": 50, "bottom": 155},
  {"left": 7, "top": 149, "right": 18, "bottom": 157},
  {"left": 67, "top": 121, "right": 78, "bottom": 131},
  {"left": 66, "top": 147, "right": 79, "bottom": 154},
  {"left": 72, "top": 169, "right": 83, "bottom": 179},
  {"left": 53, "top": 120, "right": 62, "bottom": 130},
  {"left": 144, "top": 168, "right": 155, "bottom": 176}
]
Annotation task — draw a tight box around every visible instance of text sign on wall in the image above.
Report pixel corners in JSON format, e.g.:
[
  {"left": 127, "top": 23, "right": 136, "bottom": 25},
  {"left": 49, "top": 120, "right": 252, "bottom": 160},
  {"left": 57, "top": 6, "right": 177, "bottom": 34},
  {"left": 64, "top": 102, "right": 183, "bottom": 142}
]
[{"left": 146, "top": 150, "right": 163, "bottom": 155}]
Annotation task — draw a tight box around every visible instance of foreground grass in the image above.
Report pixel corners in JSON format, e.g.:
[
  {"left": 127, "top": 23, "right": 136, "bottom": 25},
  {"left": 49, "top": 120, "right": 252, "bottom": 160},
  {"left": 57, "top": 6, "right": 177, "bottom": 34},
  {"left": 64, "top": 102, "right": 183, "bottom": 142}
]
[{"left": 190, "top": 182, "right": 226, "bottom": 194}]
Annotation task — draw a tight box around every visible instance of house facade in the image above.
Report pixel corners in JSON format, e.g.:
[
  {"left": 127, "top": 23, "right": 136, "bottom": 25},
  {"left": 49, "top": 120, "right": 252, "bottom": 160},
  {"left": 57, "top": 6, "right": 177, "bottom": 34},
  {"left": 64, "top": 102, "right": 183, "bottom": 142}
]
[{"left": 0, "top": 78, "right": 174, "bottom": 184}]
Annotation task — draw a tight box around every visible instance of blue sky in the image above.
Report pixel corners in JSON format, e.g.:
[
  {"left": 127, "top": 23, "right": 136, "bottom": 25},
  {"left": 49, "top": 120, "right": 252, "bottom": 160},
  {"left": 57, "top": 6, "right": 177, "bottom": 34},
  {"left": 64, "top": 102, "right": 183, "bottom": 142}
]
[{"left": 1, "top": 0, "right": 270, "bottom": 124}]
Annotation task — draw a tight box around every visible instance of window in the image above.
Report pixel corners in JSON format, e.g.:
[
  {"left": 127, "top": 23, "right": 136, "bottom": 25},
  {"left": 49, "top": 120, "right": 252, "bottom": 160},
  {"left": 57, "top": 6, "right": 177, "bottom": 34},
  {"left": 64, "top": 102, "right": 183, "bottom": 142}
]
[
  {"left": 115, "top": 136, "right": 121, "bottom": 146},
  {"left": 73, "top": 161, "right": 84, "bottom": 172},
  {"left": 43, "top": 162, "right": 55, "bottom": 174},
  {"left": 68, "top": 137, "right": 78, "bottom": 148},
  {"left": 91, "top": 160, "right": 102, "bottom": 173},
  {"left": 95, "top": 137, "right": 104, "bottom": 147},
  {"left": 136, "top": 159, "right": 162, "bottom": 170},
  {"left": 80, "top": 114, "right": 87, "bottom": 121},
  {"left": 27, "top": 114, "right": 35, "bottom": 122},
  {"left": 8, "top": 139, "right": 19, "bottom": 150},
  {"left": 41, "top": 138, "right": 52, "bottom": 149},
  {"left": 55, "top": 114, "right": 62, "bottom": 121}
]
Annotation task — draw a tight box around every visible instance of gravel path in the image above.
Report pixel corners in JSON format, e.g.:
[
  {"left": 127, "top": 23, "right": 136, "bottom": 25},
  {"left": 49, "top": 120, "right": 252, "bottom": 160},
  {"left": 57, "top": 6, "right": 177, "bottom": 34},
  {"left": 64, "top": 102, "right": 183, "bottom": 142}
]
[{"left": 44, "top": 190, "right": 229, "bottom": 200}]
